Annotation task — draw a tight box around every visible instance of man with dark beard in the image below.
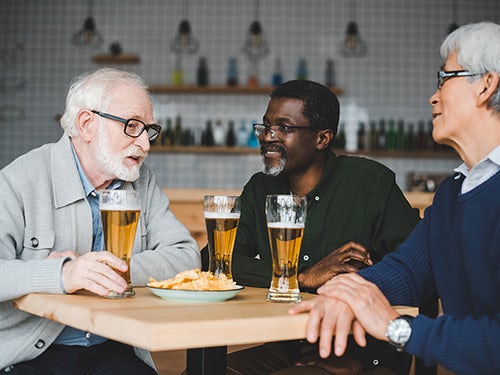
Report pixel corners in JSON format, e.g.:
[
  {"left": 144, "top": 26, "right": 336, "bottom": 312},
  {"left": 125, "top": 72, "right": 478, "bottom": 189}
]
[
  {"left": 0, "top": 68, "right": 200, "bottom": 374},
  {"left": 229, "top": 80, "right": 420, "bottom": 375}
]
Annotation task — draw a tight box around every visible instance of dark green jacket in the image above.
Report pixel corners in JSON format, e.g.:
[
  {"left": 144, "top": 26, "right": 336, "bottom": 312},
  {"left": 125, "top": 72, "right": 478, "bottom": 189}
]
[{"left": 233, "top": 151, "right": 420, "bottom": 288}]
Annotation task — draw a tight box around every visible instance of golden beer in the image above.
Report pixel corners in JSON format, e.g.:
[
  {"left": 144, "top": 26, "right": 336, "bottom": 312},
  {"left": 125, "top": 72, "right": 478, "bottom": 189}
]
[
  {"left": 267, "top": 222, "right": 304, "bottom": 302},
  {"left": 265, "top": 194, "right": 307, "bottom": 303},
  {"left": 204, "top": 213, "right": 240, "bottom": 279},
  {"left": 99, "top": 190, "right": 140, "bottom": 298}
]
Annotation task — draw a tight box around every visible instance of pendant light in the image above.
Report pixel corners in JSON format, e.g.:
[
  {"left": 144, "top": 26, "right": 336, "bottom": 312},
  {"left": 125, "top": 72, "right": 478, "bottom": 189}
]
[
  {"left": 71, "top": 0, "right": 104, "bottom": 49},
  {"left": 340, "top": 0, "right": 366, "bottom": 57},
  {"left": 447, "top": 0, "right": 459, "bottom": 34},
  {"left": 170, "top": 0, "right": 199, "bottom": 55},
  {"left": 242, "top": 0, "right": 269, "bottom": 61}
]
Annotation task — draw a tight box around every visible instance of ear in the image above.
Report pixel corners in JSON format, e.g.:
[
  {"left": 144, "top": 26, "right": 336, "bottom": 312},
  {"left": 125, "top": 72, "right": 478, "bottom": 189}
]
[
  {"left": 76, "top": 109, "right": 97, "bottom": 142},
  {"left": 316, "top": 129, "right": 334, "bottom": 150},
  {"left": 477, "top": 72, "right": 499, "bottom": 107}
]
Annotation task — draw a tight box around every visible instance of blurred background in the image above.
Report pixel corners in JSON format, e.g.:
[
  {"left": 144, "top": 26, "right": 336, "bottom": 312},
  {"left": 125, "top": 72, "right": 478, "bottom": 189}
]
[{"left": 1, "top": 0, "right": 498, "bottom": 191}]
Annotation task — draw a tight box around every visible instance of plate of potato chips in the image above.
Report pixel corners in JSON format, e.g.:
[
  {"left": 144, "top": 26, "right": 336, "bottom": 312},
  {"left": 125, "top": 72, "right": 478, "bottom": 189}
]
[{"left": 147, "top": 269, "right": 244, "bottom": 302}]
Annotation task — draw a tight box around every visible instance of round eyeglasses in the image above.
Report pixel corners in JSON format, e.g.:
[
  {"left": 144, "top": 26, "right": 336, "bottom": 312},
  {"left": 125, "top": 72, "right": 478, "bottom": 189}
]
[{"left": 91, "top": 110, "right": 161, "bottom": 142}]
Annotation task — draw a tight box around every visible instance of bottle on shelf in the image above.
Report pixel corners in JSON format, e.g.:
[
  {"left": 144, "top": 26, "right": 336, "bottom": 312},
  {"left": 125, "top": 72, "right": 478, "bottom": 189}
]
[
  {"left": 325, "top": 59, "right": 335, "bottom": 87},
  {"left": 272, "top": 57, "right": 283, "bottom": 87},
  {"left": 377, "top": 119, "right": 387, "bottom": 150},
  {"left": 173, "top": 116, "right": 183, "bottom": 146},
  {"left": 237, "top": 120, "right": 248, "bottom": 147},
  {"left": 247, "top": 60, "right": 259, "bottom": 87},
  {"left": 368, "top": 121, "right": 378, "bottom": 151},
  {"left": 386, "top": 119, "right": 397, "bottom": 150},
  {"left": 196, "top": 57, "right": 209, "bottom": 87},
  {"left": 172, "top": 55, "right": 183, "bottom": 86},
  {"left": 213, "top": 119, "right": 225, "bottom": 146},
  {"left": 396, "top": 119, "right": 406, "bottom": 150},
  {"left": 247, "top": 120, "right": 259, "bottom": 148},
  {"left": 417, "top": 120, "right": 426, "bottom": 150},
  {"left": 226, "top": 57, "right": 238, "bottom": 86},
  {"left": 161, "top": 118, "right": 173, "bottom": 146},
  {"left": 226, "top": 120, "right": 236, "bottom": 147},
  {"left": 296, "top": 58, "right": 308, "bottom": 80},
  {"left": 202, "top": 120, "right": 215, "bottom": 146},
  {"left": 333, "top": 122, "right": 346, "bottom": 150},
  {"left": 356, "top": 122, "right": 366, "bottom": 151}
]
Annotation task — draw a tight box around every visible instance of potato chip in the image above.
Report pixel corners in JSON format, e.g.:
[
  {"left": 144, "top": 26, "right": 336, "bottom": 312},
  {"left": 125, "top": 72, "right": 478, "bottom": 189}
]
[{"left": 148, "top": 269, "right": 237, "bottom": 291}]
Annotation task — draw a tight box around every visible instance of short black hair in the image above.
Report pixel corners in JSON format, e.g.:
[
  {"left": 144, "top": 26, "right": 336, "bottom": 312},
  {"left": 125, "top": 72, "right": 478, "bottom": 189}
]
[{"left": 270, "top": 80, "right": 340, "bottom": 134}]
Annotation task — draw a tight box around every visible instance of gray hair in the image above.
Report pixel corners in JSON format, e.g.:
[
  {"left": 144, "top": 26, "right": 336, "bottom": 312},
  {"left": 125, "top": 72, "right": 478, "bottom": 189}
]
[
  {"left": 440, "top": 22, "right": 500, "bottom": 114},
  {"left": 59, "top": 68, "right": 150, "bottom": 137}
]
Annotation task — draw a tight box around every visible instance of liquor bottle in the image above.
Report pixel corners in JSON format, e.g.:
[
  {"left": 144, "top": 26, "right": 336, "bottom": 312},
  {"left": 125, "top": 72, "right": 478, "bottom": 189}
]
[
  {"left": 173, "top": 116, "right": 182, "bottom": 146},
  {"left": 368, "top": 121, "right": 378, "bottom": 151},
  {"left": 227, "top": 58, "right": 238, "bottom": 86},
  {"left": 377, "top": 119, "right": 387, "bottom": 150},
  {"left": 196, "top": 57, "right": 209, "bottom": 86},
  {"left": 325, "top": 59, "right": 335, "bottom": 87},
  {"left": 272, "top": 58, "right": 283, "bottom": 87},
  {"left": 203, "top": 120, "right": 215, "bottom": 147},
  {"left": 417, "top": 121, "right": 426, "bottom": 150},
  {"left": 396, "top": 119, "right": 406, "bottom": 150},
  {"left": 213, "top": 119, "right": 225, "bottom": 146},
  {"left": 162, "top": 118, "right": 173, "bottom": 146},
  {"left": 356, "top": 122, "right": 366, "bottom": 151},
  {"left": 296, "top": 59, "right": 308, "bottom": 80},
  {"left": 237, "top": 120, "right": 248, "bottom": 147},
  {"left": 386, "top": 119, "right": 397, "bottom": 150},
  {"left": 334, "top": 123, "right": 346, "bottom": 150},
  {"left": 247, "top": 120, "right": 259, "bottom": 148},
  {"left": 226, "top": 120, "right": 236, "bottom": 147}
]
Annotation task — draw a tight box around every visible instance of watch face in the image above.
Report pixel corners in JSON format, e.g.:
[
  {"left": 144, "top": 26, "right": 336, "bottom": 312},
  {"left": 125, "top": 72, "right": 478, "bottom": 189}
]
[{"left": 387, "top": 317, "right": 412, "bottom": 345}]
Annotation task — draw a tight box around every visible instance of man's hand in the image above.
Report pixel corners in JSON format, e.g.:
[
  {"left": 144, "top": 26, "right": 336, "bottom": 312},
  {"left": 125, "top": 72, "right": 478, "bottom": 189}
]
[
  {"left": 288, "top": 294, "right": 363, "bottom": 358},
  {"left": 316, "top": 273, "right": 400, "bottom": 342},
  {"left": 60, "top": 252, "right": 128, "bottom": 296},
  {"left": 298, "top": 242, "right": 373, "bottom": 290}
]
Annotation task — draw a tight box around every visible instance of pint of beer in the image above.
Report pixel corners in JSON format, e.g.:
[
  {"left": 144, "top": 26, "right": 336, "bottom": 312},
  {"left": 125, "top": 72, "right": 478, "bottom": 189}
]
[
  {"left": 204, "top": 196, "right": 241, "bottom": 280},
  {"left": 265, "top": 195, "right": 307, "bottom": 303},
  {"left": 99, "top": 190, "right": 141, "bottom": 298}
]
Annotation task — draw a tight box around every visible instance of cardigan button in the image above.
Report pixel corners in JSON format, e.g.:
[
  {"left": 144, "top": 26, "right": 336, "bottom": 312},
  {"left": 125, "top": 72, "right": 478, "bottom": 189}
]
[
  {"left": 303, "top": 255, "right": 309, "bottom": 261},
  {"left": 372, "top": 358, "right": 379, "bottom": 366},
  {"left": 34, "top": 339, "right": 45, "bottom": 349},
  {"left": 30, "top": 237, "right": 39, "bottom": 248}
]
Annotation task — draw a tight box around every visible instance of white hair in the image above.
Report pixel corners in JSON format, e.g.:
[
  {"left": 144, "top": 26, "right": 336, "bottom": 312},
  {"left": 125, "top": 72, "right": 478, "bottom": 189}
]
[
  {"left": 59, "top": 68, "right": 150, "bottom": 137},
  {"left": 440, "top": 22, "right": 500, "bottom": 114}
]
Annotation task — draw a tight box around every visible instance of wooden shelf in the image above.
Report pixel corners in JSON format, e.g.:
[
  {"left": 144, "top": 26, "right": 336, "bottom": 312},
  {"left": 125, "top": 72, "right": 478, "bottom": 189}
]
[
  {"left": 148, "top": 85, "right": 343, "bottom": 96},
  {"left": 91, "top": 53, "right": 140, "bottom": 64},
  {"left": 149, "top": 145, "right": 458, "bottom": 159}
]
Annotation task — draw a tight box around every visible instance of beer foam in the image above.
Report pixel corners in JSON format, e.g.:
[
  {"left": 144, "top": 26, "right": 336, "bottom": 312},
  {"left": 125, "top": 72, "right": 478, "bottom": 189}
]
[
  {"left": 100, "top": 204, "right": 140, "bottom": 211},
  {"left": 267, "top": 222, "right": 305, "bottom": 229},
  {"left": 204, "top": 212, "right": 240, "bottom": 219}
]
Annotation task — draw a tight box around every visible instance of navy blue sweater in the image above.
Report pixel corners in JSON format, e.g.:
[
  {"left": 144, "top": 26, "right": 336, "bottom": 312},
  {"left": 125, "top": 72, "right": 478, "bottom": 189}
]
[{"left": 361, "top": 171, "right": 500, "bottom": 375}]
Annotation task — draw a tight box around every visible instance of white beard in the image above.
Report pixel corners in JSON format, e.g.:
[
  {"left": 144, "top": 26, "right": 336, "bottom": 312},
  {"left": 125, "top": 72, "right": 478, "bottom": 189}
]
[
  {"left": 261, "top": 155, "right": 286, "bottom": 177},
  {"left": 95, "top": 125, "right": 145, "bottom": 182}
]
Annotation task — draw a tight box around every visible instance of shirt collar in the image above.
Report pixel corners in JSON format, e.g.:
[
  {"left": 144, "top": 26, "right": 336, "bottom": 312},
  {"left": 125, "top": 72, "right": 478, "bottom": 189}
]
[
  {"left": 454, "top": 145, "right": 500, "bottom": 177},
  {"left": 70, "top": 144, "right": 122, "bottom": 195}
]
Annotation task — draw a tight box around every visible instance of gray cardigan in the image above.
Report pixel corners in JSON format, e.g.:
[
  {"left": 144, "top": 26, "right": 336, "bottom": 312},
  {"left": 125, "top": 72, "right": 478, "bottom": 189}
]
[{"left": 0, "top": 135, "right": 201, "bottom": 370}]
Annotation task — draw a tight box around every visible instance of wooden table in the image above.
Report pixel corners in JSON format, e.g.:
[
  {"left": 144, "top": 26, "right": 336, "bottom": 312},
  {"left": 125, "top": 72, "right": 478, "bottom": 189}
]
[{"left": 14, "top": 287, "right": 417, "bottom": 374}]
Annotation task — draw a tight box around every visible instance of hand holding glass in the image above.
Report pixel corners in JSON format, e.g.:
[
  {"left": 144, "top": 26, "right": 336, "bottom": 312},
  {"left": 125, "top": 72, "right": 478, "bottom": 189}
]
[
  {"left": 266, "top": 195, "right": 307, "bottom": 303},
  {"left": 99, "top": 190, "right": 140, "bottom": 298},
  {"left": 204, "top": 195, "right": 241, "bottom": 280}
]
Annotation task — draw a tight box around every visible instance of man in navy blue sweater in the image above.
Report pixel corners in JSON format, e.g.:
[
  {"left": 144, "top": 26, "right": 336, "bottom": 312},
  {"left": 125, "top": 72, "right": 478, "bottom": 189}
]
[{"left": 290, "top": 21, "right": 500, "bottom": 375}]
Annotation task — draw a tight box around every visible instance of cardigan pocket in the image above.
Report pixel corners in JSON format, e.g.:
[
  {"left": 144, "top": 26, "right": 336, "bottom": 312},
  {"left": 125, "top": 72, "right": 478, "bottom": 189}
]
[{"left": 21, "top": 230, "right": 55, "bottom": 260}]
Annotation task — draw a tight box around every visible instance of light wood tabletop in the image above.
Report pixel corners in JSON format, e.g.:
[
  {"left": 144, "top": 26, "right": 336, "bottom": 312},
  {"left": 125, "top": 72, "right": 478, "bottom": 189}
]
[{"left": 14, "top": 286, "right": 417, "bottom": 352}]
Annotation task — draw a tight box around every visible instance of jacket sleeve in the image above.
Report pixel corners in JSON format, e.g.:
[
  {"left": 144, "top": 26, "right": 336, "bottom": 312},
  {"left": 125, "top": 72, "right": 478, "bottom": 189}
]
[{"left": 130, "top": 166, "right": 201, "bottom": 285}]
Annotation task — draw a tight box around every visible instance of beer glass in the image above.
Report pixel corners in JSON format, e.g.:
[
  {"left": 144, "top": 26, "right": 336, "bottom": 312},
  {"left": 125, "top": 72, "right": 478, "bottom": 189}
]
[
  {"left": 99, "top": 189, "right": 141, "bottom": 298},
  {"left": 204, "top": 195, "right": 241, "bottom": 280},
  {"left": 265, "top": 195, "right": 307, "bottom": 303}
]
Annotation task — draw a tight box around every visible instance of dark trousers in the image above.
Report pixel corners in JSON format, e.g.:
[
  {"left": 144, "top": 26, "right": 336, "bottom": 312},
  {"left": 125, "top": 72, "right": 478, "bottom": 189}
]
[{"left": 3, "top": 341, "right": 157, "bottom": 375}]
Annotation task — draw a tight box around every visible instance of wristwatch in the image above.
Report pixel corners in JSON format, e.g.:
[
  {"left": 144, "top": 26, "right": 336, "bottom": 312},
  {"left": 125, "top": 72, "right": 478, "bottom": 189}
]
[{"left": 386, "top": 315, "right": 413, "bottom": 351}]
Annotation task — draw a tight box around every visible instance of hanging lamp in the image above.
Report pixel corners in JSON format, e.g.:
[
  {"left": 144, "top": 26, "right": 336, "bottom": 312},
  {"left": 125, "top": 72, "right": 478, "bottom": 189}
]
[
  {"left": 340, "top": 0, "right": 366, "bottom": 57},
  {"left": 242, "top": 0, "right": 269, "bottom": 60},
  {"left": 170, "top": 0, "right": 199, "bottom": 55},
  {"left": 71, "top": 0, "right": 104, "bottom": 48}
]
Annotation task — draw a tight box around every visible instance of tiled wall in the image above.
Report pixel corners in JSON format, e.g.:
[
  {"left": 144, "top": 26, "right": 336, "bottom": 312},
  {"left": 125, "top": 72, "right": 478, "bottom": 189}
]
[{"left": 1, "top": 1, "right": 498, "bottom": 190}]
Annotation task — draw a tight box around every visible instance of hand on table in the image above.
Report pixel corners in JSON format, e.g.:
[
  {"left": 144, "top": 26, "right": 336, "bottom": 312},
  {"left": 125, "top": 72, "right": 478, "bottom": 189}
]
[
  {"left": 298, "top": 242, "right": 373, "bottom": 290},
  {"left": 289, "top": 273, "right": 399, "bottom": 359},
  {"left": 59, "top": 251, "right": 128, "bottom": 296}
]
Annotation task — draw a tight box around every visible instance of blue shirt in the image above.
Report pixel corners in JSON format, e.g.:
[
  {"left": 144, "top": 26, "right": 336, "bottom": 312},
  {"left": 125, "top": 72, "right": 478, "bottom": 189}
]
[
  {"left": 455, "top": 145, "right": 500, "bottom": 193},
  {"left": 54, "top": 145, "right": 122, "bottom": 346}
]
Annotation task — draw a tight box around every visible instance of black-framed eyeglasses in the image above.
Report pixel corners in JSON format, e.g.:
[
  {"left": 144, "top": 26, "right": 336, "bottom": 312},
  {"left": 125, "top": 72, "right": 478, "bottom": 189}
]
[
  {"left": 253, "top": 123, "right": 316, "bottom": 138},
  {"left": 437, "top": 70, "right": 483, "bottom": 90},
  {"left": 91, "top": 110, "right": 161, "bottom": 142}
]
